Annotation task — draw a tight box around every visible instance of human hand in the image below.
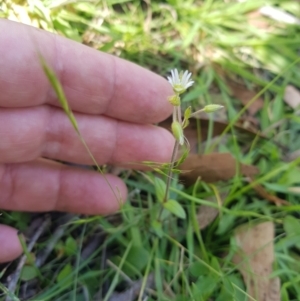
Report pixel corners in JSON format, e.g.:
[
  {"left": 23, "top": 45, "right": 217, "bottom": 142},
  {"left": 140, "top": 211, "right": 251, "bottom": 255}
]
[{"left": 0, "top": 19, "right": 174, "bottom": 262}]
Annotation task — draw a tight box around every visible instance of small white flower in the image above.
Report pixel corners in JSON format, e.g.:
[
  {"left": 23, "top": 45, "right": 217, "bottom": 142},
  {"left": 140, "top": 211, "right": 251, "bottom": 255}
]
[{"left": 167, "top": 69, "right": 194, "bottom": 94}]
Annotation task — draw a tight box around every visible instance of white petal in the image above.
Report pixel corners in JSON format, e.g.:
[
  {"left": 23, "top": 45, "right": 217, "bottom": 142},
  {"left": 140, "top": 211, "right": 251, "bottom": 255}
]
[
  {"left": 185, "top": 81, "right": 194, "bottom": 88},
  {"left": 185, "top": 72, "right": 192, "bottom": 82},
  {"left": 171, "top": 69, "right": 175, "bottom": 79},
  {"left": 167, "top": 69, "right": 194, "bottom": 91},
  {"left": 174, "top": 69, "right": 179, "bottom": 82},
  {"left": 182, "top": 70, "right": 189, "bottom": 81}
]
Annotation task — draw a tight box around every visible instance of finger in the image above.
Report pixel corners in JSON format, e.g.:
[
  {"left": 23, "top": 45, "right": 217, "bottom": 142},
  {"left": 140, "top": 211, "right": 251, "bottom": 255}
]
[
  {"left": 0, "top": 19, "right": 173, "bottom": 124},
  {"left": 0, "top": 159, "right": 127, "bottom": 214},
  {"left": 0, "top": 225, "right": 22, "bottom": 263},
  {"left": 0, "top": 106, "right": 174, "bottom": 165}
]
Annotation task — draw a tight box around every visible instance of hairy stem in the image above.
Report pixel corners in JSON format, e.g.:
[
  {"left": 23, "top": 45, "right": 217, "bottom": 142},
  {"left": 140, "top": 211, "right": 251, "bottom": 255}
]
[{"left": 163, "top": 140, "right": 179, "bottom": 204}]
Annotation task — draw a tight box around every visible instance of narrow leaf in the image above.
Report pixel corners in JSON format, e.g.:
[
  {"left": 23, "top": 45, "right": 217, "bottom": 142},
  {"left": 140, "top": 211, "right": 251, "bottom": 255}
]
[
  {"left": 163, "top": 199, "right": 186, "bottom": 219},
  {"left": 57, "top": 263, "right": 73, "bottom": 287},
  {"left": 154, "top": 177, "right": 166, "bottom": 203}
]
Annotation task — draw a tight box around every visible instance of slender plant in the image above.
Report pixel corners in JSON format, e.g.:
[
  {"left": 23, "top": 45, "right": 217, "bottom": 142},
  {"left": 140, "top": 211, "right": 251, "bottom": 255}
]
[{"left": 158, "top": 69, "right": 224, "bottom": 221}]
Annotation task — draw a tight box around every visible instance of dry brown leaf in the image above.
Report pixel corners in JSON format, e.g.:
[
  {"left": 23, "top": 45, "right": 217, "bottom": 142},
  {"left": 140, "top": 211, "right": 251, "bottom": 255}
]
[
  {"left": 285, "top": 149, "right": 300, "bottom": 162},
  {"left": 248, "top": 178, "right": 290, "bottom": 206},
  {"left": 247, "top": 10, "right": 270, "bottom": 30},
  {"left": 259, "top": 6, "right": 300, "bottom": 25},
  {"left": 197, "top": 192, "right": 227, "bottom": 230},
  {"left": 288, "top": 186, "right": 300, "bottom": 194},
  {"left": 229, "top": 82, "right": 264, "bottom": 116},
  {"left": 284, "top": 85, "right": 300, "bottom": 109},
  {"left": 179, "top": 153, "right": 259, "bottom": 185},
  {"left": 233, "top": 222, "right": 280, "bottom": 301},
  {"left": 268, "top": 277, "right": 281, "bottom": 301}
]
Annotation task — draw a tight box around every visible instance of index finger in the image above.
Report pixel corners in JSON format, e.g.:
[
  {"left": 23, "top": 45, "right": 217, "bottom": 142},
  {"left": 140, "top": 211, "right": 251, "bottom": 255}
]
[{"left": 0, "top": 19, "right": 173, "bottom": 124}]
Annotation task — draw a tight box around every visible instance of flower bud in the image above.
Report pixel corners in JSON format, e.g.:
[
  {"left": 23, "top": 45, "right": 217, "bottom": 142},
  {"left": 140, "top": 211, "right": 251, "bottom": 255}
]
[
  {"left": 171, "top": 121, "right": 184, "bottom": 145},
  {"left": 184, "top": 106, "right": 192, "bottom": 120},
  {"left": 168, "top": 94, "right": 181, "bottom": 106},
  {"left": 203, "top": 104, "right": 224, "bottom": 113}
]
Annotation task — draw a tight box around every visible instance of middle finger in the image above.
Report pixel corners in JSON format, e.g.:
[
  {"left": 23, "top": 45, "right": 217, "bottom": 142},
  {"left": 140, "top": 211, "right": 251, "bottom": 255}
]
[{"left": 0, "top": 106, "right": 174, "bottom": 166}]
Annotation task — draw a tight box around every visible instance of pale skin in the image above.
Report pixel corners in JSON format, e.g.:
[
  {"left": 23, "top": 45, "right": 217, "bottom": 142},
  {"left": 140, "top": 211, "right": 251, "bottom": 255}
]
[{"left": 0, "top": 19, "right": 174, "bottom": 263}]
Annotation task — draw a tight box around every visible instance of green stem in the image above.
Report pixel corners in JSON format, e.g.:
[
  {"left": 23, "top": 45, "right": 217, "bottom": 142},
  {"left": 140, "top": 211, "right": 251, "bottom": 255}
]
[
  {"left": 163, "top": 140, "right": 179, "bottom": 204},
  {"left": 158, "top": 98, "right": 182, "bottom": 220},
  {"left": 158, "top": 140, "right": 179, "bottom": 221}
]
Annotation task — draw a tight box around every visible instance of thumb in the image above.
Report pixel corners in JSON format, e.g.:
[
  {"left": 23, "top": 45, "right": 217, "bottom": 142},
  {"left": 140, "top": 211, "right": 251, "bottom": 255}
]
[{"left": 0, "top": 225, "right": 23, "bottom": 263}]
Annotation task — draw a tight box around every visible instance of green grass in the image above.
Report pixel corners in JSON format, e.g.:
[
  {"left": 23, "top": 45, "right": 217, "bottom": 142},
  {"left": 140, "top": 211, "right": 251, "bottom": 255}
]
[{"left": 1, "top": 0, "right": 300, "bottom": 300}]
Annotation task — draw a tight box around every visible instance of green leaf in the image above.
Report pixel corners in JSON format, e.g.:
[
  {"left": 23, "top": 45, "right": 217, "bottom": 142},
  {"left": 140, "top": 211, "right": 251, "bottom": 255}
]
[
  {"left": 73, "top": 3, "right": 97, "bottom": 15},
  {"left": 284, "top": 216, "right": 300, "bottom": 248},
  {"left": 189, "top": 261, "right": 210, "bottom": 277},
  {"left": 57, "top": 263, "right": 73, "bottom": 287},
  {"left": 163, "top": 199, "right": 186, "bottom": 219},
  {"left": 284, "top": 216, "right": 300, "bottom": 235},
  {"left": 111, "top": 245, "right": 150, "bottom": 278},
  {"left": 126, "top": 246, "right": 150, "bottom": 272},
  {"left": 20, "top": 266, "right": 38, "bottom": 281},
  {"left": 192, "top": 275, "right": 218, "bottom": 299},
  {"left": 65, "top": 236, "right": 77, "bottom": 256},
  {"left": 151, "top": 220, "right": 164, "bottom": 238},
  {"left": 281, "top": 285, "right": 289, "bottom": 301},
  {"left": 216, "top": 283, "right": 234, "bottom": 301},
  {"left": 9, "top": 212, "right": 30, "bottom": 231},
  {"left": 154, "top": 177, "right": 166, "bottom": 203}
]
